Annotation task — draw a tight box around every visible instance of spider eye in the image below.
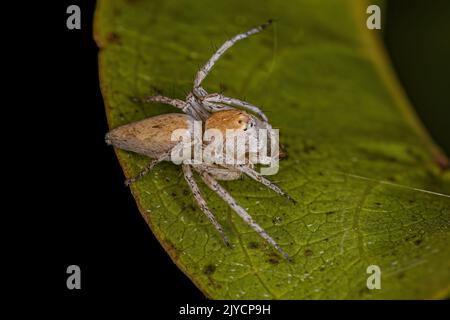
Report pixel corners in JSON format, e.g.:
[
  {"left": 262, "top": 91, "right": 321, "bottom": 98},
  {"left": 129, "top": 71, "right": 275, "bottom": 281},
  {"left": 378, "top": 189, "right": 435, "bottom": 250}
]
[{"left": 238, "top": 120, "right": 243, "bottom": 124}]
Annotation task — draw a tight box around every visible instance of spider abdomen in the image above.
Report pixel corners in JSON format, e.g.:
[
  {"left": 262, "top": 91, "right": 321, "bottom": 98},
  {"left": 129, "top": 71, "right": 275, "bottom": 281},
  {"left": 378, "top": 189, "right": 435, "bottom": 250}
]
[{"left": 105, "top": 113, "right": 194, "bottom": 158}]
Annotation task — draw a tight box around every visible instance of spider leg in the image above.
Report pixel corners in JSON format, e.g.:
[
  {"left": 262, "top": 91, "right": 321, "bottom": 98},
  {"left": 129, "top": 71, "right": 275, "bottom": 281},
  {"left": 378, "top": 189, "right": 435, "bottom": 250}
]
[
  {"left": 124, "top": 150, "right": 171, "bottom": 186},
  {"left": 125, "top": 159, "right": 160, "bottom": 186},
  {"left": 182, "top": 164, "right": 230, "bottom": 246},
  {"left": 232, "top": 165, "right": 296, "bottom": 204},
  {"left": 194, "top": 86, "right": 208, "bottom": 97},
  {"left": 203, "top": 93, "right": 268, "bottom": 122},
  {"left": 193, "top": 20, "right": 273, "bottom": 93},
  {"left": 133, "top": 95, "right": 188, "bottom": 111},
  {"left": 199, "top": 170, "right": 292, "bottom": 262},
  {"left": 202, "top": 100, "right": 233, "bottom": 112}
]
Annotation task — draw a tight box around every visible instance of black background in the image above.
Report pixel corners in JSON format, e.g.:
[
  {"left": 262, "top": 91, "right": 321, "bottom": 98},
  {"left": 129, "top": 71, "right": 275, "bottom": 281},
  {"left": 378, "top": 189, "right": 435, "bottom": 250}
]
[
  {"left": 36, "top": 0, "right": 204, "bottom": 300},
  {"left": 13, "top": 0, "right": 449, "bottom": 313}
]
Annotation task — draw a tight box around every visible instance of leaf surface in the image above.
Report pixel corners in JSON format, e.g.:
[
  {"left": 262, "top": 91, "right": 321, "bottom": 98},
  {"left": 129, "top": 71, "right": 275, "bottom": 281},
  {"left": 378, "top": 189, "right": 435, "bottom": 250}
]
[{"left": 94, "top": 0, "right": 450, "bottom": 299}]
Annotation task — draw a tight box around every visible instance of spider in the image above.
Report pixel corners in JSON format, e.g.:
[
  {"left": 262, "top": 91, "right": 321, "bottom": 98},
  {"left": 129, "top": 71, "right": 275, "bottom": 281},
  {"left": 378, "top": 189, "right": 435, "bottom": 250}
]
[{"left": 105, "top": 20, "right": 295, "bottom": 261}]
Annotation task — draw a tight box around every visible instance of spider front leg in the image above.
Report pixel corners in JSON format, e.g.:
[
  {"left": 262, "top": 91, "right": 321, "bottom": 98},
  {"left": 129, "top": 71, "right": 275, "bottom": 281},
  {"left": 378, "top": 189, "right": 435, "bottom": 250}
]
[
  {"left": 199, "top": 170, "right": 292, "bottom": 262},
  {"left": 132, "top": 94, "right": 188, "bottom": 111},
  {"left": 201, "top": 100, "right": 233, "bottom": 113},
  {"left": 182, "top": 164, "right": 230, "bottom": 247},
  {"left": 203, "top": 93, "right": 269, "bottom": 122},
  {"left": 193, "top": 20, "right": 273, "bottom": 96}
]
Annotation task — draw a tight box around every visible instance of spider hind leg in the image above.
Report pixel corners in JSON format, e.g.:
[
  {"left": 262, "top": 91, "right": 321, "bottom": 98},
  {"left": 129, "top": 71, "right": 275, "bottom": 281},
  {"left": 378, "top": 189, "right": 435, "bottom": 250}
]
[
  {"left": 199, "top": 170, "right": 292, "bottom": 262},
  {"left": 182, "top": 164, "right": 231, "bottom": 247}
]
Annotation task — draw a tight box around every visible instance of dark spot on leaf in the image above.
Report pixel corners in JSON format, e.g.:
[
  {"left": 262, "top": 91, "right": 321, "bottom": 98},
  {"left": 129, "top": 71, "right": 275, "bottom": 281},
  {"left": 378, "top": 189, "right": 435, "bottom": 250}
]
[
  {"left": 248, "top": 241, "right": 260, "bottom": 249},
  {"left": 304, "top": 249, "right": 313, "bottom": 257},
  {"left": 171, "top": 192, "right": 177, "bottom": 197},
  {"left": 107, "top": 32, "right": 122, "bottom": 45},
  {"left": 203, "top": 264, "right": 216, "bottom": 275},
  {"left": 326, "top": 211, "right": 335, "bottom": 215},
  {"left": 267, "top": 257, "right": 279, "bottom": 265},
  {"left": 398, "top": 272, "right": 406, "bottom": 280},
  {"left": 272, "top": 216, "right": 283, "bottom": 225},
  {"left": 150, "top": 85, "right": 163, "bottom": 95},
  {"left": 219, "top": 83, "right": 228, "bottom": 92},
  {"left": 208, "top": 280, "right": 222, "bottom": 289},
  {"left": 375, "top": 202, "right": 381, "bottom": 206},
  {"left": 303, "top": 143, "right": 317, "bottom": 154},
  {"left": 224, "top": 54, "right": 233, "bottom": 61},
  {"left": 358, "top": 287, "right": 370, "bottom": 296},
  {"left": 414, "top": 239, "right": 422, "bottom": 246}
]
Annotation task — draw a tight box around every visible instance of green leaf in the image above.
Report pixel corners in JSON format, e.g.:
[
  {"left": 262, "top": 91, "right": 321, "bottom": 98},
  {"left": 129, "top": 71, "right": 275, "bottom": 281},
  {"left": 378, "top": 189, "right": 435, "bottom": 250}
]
[{"left": 94, "top": 0, "right": 450, "bottom": 299}]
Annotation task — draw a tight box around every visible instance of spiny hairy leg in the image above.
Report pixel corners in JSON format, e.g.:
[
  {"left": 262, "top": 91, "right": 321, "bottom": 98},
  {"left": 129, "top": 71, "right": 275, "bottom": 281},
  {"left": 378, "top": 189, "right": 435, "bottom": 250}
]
[
  {"left": 125, "top": 151, "right": 171, "bottom": 186},
  {"left": 125, "top": 159, "right": 160, "bottom": 186},
  {"left": 182, "top": 164, "right": 230, "bottom": 247},
  {"left": 199, "top": 171, "right": 292, "bottom": 262},
  {"left": 132, "top": 95, "right": 187, "bottom": 110},
  {"left": 194, "top": 20, "right": 273, "bottom": 94},
  {"left": 202, "top": 100, "right": 233, "bottom": 113},
  {"left": 204, "top": 93, "right": 268, "bottom": 122},
  {"left": 234, "top": 165, "right": 296, "bottom": 204}
]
